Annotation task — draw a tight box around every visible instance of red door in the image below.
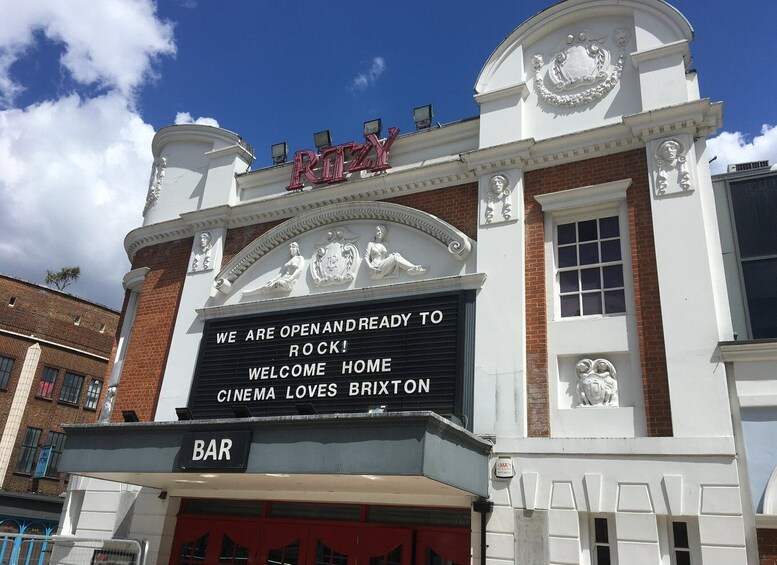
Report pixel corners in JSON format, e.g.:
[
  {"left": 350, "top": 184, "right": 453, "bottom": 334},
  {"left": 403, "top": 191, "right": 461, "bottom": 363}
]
[
  {"left": 171, "top": 516, "right": 258, "bottom": 565},
  {"left": 171, "top": 514, "right": 463, "bottom": 565}
]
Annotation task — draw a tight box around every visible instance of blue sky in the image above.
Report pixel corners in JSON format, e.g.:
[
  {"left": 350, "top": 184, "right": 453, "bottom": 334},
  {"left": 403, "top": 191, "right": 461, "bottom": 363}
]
[{"left": 0, "top": 0, "right": 775, "bottom": 308}]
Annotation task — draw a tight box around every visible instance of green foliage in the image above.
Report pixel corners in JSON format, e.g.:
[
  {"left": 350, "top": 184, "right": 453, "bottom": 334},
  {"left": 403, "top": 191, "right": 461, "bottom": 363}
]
[{"left": 45, "top": 266, "right": 81, "bottom": 290}]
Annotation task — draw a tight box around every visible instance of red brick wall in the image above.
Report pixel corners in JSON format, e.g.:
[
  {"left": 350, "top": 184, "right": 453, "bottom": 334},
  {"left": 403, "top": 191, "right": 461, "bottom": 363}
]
[
  {"left": 0, "top": 276, "right": 119, "bottom": 495},
  {"left": 111, "top": 238, "right": 192, "bottom": 421},
  {"left": 388, "top": 182, "right": 478, "bottom": 240},
  {"left": 222, "top": 183, "right": 479, "bottom": 266},
  {"left": 758, "top": 528, "right": 777, "bottom": 565},
  {"left": 524, "top": 149, "right": 672, "bottom": 437}
]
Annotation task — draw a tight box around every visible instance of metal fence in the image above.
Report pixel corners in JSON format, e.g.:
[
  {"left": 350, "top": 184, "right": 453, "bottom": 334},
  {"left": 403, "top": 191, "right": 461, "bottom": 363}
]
[{"left": 0, "top": 533, "right": 146, "bottom": 565}]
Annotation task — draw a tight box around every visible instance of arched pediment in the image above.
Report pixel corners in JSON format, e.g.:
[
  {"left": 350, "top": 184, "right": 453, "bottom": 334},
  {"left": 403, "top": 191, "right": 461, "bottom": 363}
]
[
  {"left": 214, "top": 201, "right": 474, "bottom": 296},
  {"left": 475, "top": 0, "right": 693, "bottom": 96}
]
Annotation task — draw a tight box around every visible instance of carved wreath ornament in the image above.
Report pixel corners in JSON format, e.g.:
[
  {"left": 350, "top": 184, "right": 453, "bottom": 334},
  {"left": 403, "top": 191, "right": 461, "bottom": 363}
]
[{"left": 533, "top": 30, "right": 628, "bottom": 108}]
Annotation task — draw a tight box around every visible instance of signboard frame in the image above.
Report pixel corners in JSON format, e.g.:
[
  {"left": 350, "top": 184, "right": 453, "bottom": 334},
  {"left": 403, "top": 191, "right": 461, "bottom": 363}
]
[{"left": 187, "top": 291, "right": 475, "bottom": 425}]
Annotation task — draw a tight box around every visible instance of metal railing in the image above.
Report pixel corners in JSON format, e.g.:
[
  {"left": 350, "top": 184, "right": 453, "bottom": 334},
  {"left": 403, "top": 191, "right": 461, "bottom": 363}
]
[{"left": 0, "top": 533, "right": 146, "bottom": 565}]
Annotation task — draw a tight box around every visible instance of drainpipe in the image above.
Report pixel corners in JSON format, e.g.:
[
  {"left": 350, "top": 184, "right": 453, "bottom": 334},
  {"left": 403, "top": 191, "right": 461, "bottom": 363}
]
[{"left": 473, "top": 498, "right": 493, "bottom": 565}]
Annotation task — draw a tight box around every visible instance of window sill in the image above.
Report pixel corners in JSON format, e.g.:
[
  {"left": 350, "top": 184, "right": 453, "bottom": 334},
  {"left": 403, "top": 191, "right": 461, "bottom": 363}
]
[{"left": 57, "top": 401, "right": 80, "bottom": 408}]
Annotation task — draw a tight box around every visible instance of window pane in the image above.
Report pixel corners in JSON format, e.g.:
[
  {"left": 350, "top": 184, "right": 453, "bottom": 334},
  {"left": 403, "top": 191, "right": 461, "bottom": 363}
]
[
  {"left": 37, "top": 367, "right": 57, "bottom": 399},
  {"left": 578, "top": 220, "right": 598, "bottom": 242},
  {"left": 594, "top": 518, "right": 609, "bottom": 543},
  {"left": 595, "top": 546, "right": 611, "bottom": 565},
  {"left": 560, "top": 271, "right": 579, "bottom": 293},
  {"left": 558, "top": 223, "right": 577, "bottom": 245},
  {"left": 579, "top": 243, "right": 599, "bottom": 265},
  {"left": 600, "top": 239, "right": 622, "bottom": 263},
  {"left": 0, "top": 355, "right": 14, "bottom": 389},
  {"left": 742, "top": 258, "right": 777, "bottom": 338},
  {"left": 730, "top": 175, "right": 777, "bottom": 258},
  {"left": 581, "top": 268, "right": 601, "bottom": 290},
  {"left": 84, "top": 379, "right": 102, "bottom": 410},
  {"left": 558, "top": 245, "right": 578, "bottom": 268},
  {"left": 14, "top": 427, "right": 41, "bottom": 474},
  {"left": 59, "top": 372, "right": 84, "bottom": 404},
  {"left": 602, "top": 266, "right": 624, "bottom": 289},
  {"left": 46, "top": 431, "right": 66, "bottom": 477},
  {"left": 599, "top": 216, "right": 620, "bottom": 239},
  {"left": 582, "top": 293, "right": 603, "bottom": 315},
  {"left": 604, "top": 290, "right": 626, "bottom": 314},
  {"left": 675, "top": 552, "right": 691, "bottom": 565},
  {"left": 560, "top": 295, "right": 580, "bottom": 318},
  {"left": 672, "top": 522, "right": 689, "bottom": 549}
]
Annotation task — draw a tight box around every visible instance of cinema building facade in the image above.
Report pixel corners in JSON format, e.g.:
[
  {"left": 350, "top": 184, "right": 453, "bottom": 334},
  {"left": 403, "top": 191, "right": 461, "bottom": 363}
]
[{"left": 59, "top": 1, "right": 761, "bottom": 563}]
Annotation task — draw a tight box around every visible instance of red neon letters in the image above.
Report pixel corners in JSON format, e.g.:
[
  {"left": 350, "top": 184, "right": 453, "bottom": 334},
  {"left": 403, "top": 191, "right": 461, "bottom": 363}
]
[{"left": 287, "top": 127, "right": 399, "bottom": 191}]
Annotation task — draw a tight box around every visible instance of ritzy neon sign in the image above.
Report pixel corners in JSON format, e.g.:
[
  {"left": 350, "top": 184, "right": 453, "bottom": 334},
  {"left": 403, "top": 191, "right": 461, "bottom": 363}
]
[{"left": 287, "top": 127, "right": 399, "bottom": 191}]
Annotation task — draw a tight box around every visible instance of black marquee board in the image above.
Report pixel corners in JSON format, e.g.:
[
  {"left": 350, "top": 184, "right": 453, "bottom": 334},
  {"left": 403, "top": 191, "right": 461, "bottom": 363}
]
[{"left": 188, "top": 292, "right": 472, "bottom": 419}]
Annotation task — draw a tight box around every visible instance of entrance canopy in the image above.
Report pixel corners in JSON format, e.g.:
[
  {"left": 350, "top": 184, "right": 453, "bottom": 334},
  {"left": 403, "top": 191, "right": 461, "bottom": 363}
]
[{"left": 61, "top": 411, "right": 491, "bottom": 502}]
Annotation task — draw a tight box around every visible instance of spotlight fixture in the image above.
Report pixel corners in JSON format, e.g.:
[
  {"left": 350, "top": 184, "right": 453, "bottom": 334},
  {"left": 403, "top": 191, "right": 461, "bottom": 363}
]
[
  {"left": 368, "top": 405, "right": 386, "bottom": 414},
  {"left": 122, "top": 410, "right": 139, "bottom": 423},
  {"left": 363, "top": 118, "right": 382, "bottom": 138},
  {"left": 271, "top": 142, "right": 288, "bottom": 165},
  {"left": 175, "top": 407, "right": 193, "bottom": 421},
  {"left": 413, "top": 104, "right": 433, "bottom": 130},
  {"left": 313, "top": 130, "right": 332, "bottom": 151},
  {"left": 296, "top": 403, "right": 317, "bottom": 415},
  {"left": 232, "top": 405, "right": 252, "bottom": 418}
]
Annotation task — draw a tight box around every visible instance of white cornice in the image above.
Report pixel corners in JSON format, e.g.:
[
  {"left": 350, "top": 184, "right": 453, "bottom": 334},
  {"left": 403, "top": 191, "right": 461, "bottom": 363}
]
[
  {"left": 122, "top": 267, "right": 150, "bottom": 292},
  {"left": 126, "top": 100, "right": 722, "bottom": 260},
  {"left": 534, "top": 179, "right": 632, "bottom": 212},
  {"left": 623, "top": 98, "right": 723, "bottom": 142},
  {"left": 473, "top": 82, "right": 529, "bottom": 106},
  {"left": 199, "top": 273, "right": 487, "bottom": 320},
  {"left": 720, "top": 340, "right": 777, "bottom": 362},
  {"left": 630, "top": 39, "right": 690, "bottom": 68}
]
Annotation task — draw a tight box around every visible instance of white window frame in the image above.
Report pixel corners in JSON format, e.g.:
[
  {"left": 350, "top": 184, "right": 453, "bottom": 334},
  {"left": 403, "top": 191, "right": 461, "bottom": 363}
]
[
  {"left": 657, "top": 516, "right": 701, "bottom": 565},
  {"left": 588, "top": 514, "right": 618, "bottom": 565},
  {"left": 535, "top": 179, "right": 635, "bottom": 322}
]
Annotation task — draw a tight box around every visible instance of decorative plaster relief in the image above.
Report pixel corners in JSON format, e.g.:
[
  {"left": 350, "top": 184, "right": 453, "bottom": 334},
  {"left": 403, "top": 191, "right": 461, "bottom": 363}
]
[
  {"left": 143, "top": 157, "right": 166, "bottom": 216},
  {"left": 245, "top": 242, "right": 305, "bottom": 295},
  {"left": 532, "top": 29, "right": 628, "bottom": 108},
  {"left": 654, "top": 138, "right": 693, "bottom": 196},
  {"left": 191, "top": 231, "right": 214, "bottom": 272},
  {"left": 484, "top": 173, "right": 513, "bottom": 225},
  {"left": 98, "top": 385, "right": 117, "bottom": 424},
  {"left": 214, "top": 201, "right": 471, "bottom": 294},
  {"left": 365, "top": 225, "right": 426, "bottom": 279},
  {"left": 310, "top": 227, "right": 360, "bottom": 287},
  {"left": 576, "top": 358, "right": 619, "bottom": 407}
]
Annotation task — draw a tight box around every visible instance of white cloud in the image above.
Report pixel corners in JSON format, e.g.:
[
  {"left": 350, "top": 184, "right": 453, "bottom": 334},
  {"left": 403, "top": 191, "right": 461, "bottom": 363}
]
[
  {"left": 0, "top": 92, "right": 155, "bottom": 307},
  {"left": 174, "top": 111, "right": 220, "bottom": 127},
  {"left": 349, "top": 57, "right": 386, "bottom": 92},
  {"left": 708, "top": 124, "right": 777, "bottom": 175},
  {"left": 0, "top": 0, "right": 176, "bottom": 308},
  {"left": 0, "top": 0, "right": 175, "bottom": 106}
]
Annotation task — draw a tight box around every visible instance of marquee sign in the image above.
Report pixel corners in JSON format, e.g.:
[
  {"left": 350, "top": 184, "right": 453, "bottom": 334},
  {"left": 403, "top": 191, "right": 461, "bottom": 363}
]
[
  {"left": 287, "top": 127, "right": 399, "bottom": 190},
  {"left": 188, "top": 292, "right": 473, "bottom": 420}
]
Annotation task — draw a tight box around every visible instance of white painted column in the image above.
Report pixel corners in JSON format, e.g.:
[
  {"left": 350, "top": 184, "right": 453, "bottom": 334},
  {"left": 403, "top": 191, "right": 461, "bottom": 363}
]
[
  {"left": 0, "top": 342, "right": 41, "bottom": 482},
  {"left": 473, "top": 169, "right": 526, "bottom": 438},
  {"left": 645, "top": 134, "right": 734, "bottom": 438},
  {"left": 155, "top": 226, "right": 225, "bottom": 421}
]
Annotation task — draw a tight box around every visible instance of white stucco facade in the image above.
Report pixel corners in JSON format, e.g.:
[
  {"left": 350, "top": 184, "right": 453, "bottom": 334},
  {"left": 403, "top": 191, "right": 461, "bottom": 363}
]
[{"left": 55, "top": 2, "right": 768, "bottom": 564}]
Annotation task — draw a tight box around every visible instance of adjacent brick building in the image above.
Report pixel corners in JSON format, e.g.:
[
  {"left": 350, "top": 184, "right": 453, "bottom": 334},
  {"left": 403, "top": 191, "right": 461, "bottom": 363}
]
[{"left": 0, "top": 274, "right": 118, "bottom": 533}]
